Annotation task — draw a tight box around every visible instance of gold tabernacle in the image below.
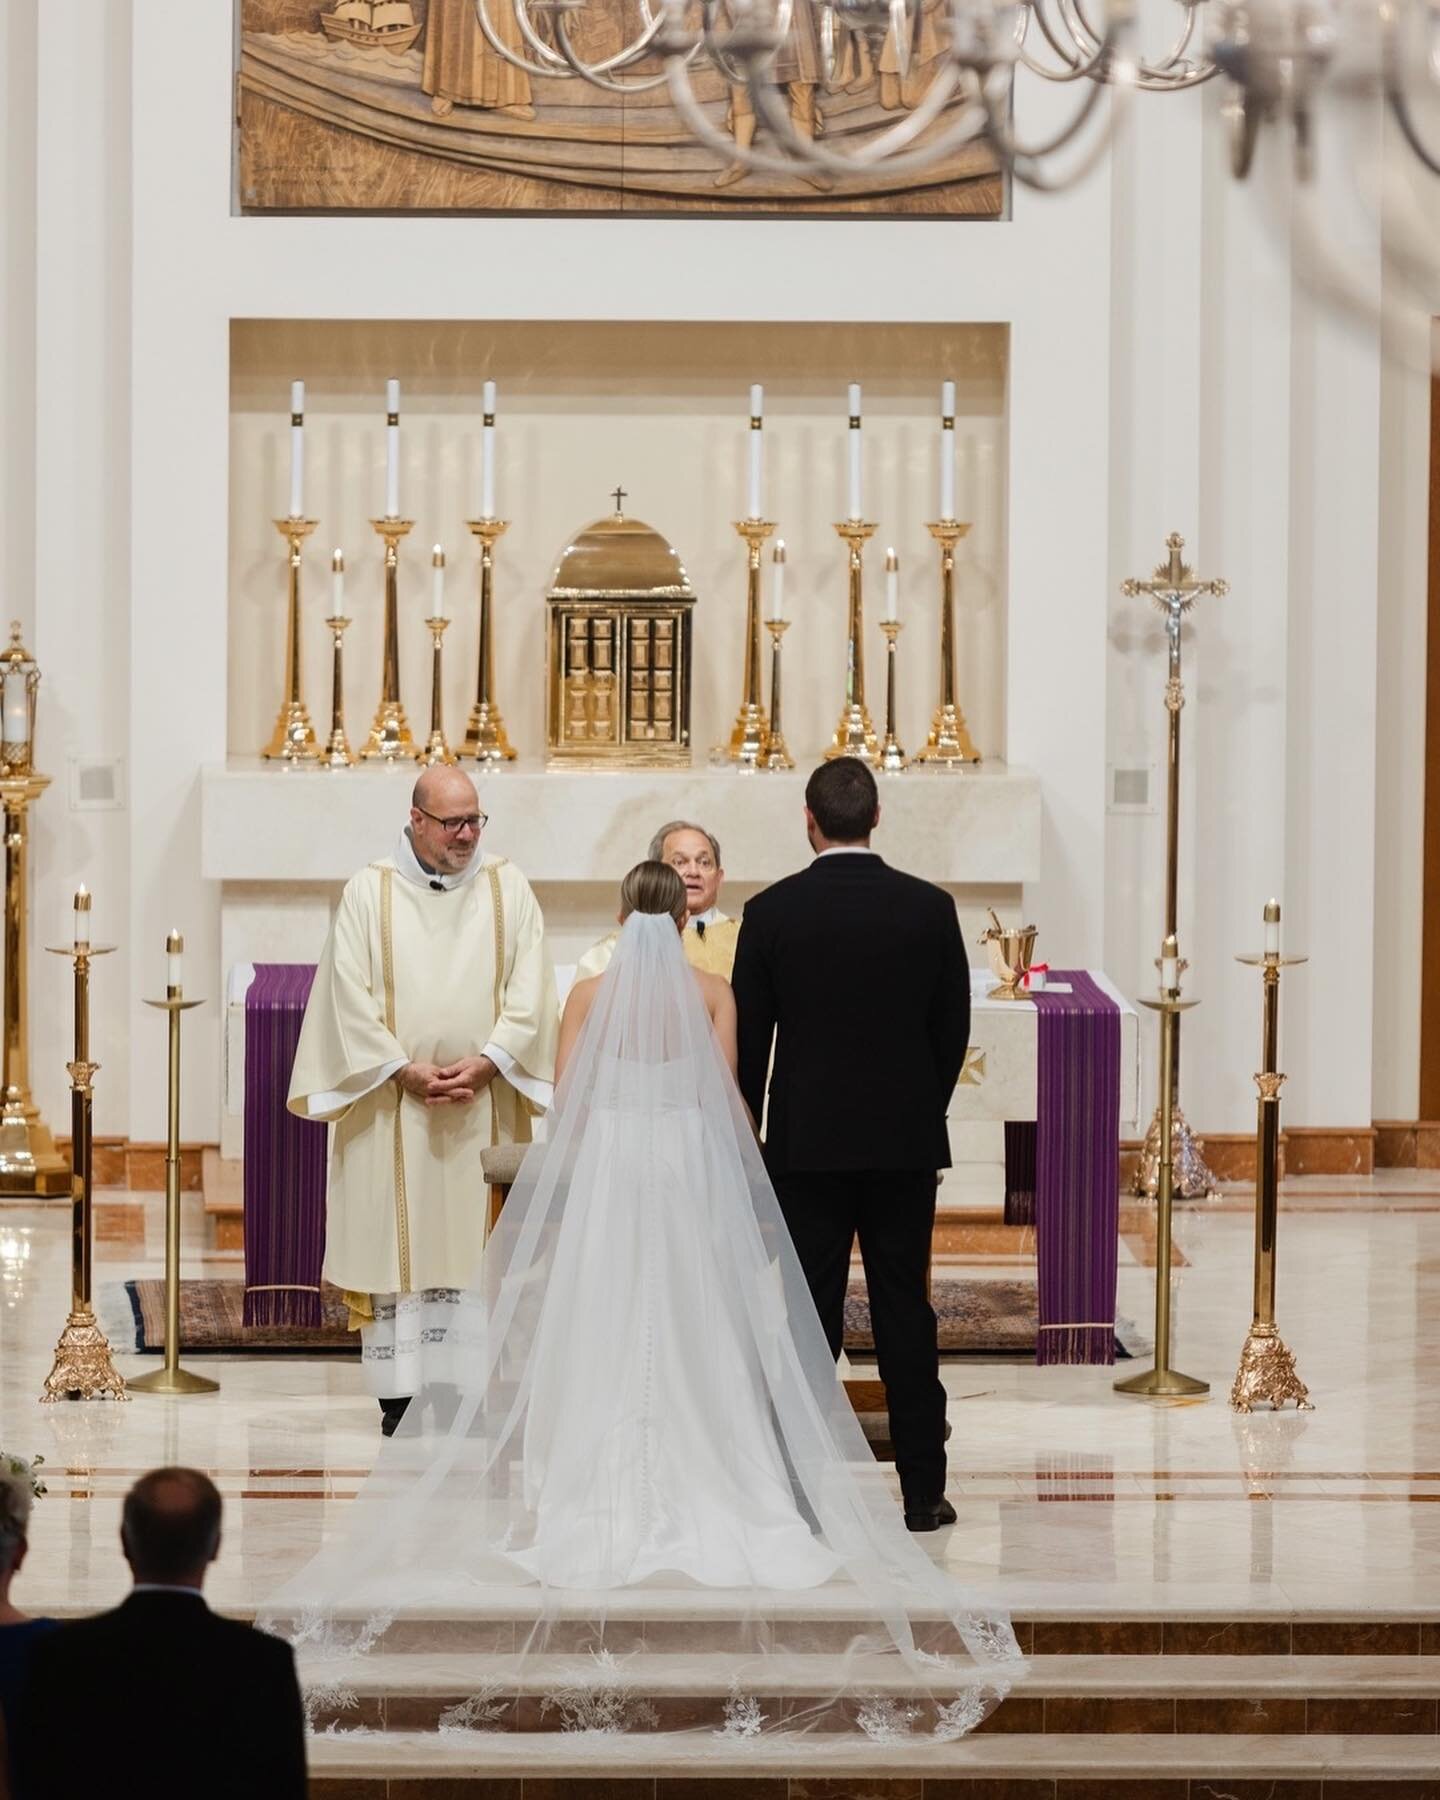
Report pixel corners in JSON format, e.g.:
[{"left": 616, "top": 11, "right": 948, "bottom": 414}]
[
  {"left": 131, "top": 933, "right": 216, "bottom": 1397},
  {"left": 1126, "top": 532, "right": 1228, "bottom": 1201},
  {"left": 545, "top": 496, "right": 697, "bottom": 769},
  {"left": 1231, "top": 902, "right": 1313, "bottom": 1413},
  {"left": 41, "top": 894, "right": 125, "bottom": 1401},
  {"left": 263, "top": 517, "right": 321, "bottom": 761}
]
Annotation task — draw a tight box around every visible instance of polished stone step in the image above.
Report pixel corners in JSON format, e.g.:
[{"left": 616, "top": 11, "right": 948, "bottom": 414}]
[{"left": 303, "top": 1727, "right": 1440, "bottom": 1792}]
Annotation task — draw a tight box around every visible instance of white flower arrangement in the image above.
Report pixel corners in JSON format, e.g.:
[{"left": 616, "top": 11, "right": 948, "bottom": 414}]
[{"left": 0, "top": 1452, "right": 46, "bottom": 1500}]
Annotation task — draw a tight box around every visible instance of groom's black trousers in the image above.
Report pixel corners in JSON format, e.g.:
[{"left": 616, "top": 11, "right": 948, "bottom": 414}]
[{"left": 773, "top": 1168, "right": 947, "bottom": 1504}]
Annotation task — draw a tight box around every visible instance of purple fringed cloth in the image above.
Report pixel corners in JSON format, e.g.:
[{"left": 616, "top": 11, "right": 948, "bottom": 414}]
[
  {"left": 1029, "top": 970, "right": 1122, "bottom": 1366},
  {"left": 243, "top": 964, "right": 329, "bottom": 1329}
]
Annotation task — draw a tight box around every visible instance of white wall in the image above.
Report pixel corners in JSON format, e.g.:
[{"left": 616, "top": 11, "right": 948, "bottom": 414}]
[{"left": 8, "top": 0, "right": 1429, "bottom": 1143}]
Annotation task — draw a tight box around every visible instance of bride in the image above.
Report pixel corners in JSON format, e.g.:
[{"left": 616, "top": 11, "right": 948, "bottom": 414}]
[{"left": 264, "top": 862, "right": 1022, "bottom": 1743}]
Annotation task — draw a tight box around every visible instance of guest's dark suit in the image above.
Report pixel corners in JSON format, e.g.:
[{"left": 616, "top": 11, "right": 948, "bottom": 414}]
[
  {"left": 15, "top": 1590, "right": 307, "bottom": 1800},
  {"left": 733, "top": 850, "right": 970, "bottom": 1503}
]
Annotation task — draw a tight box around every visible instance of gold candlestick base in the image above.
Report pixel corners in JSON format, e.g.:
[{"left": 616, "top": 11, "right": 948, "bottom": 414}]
[
  {"left": 41, "top": 1303, "right": 127, "bottom": 1403},
  {"left": 263, "top": 517, "right": 320, "bottom": 762},
  {"left": 826, "top": 520, "right": 881, "bottom": 765},
  {"left": 1133, "top": 1102, "right": 1219, "bottom": 1201},
  {"left": 0, "top": 774, "right": 69, "bottom": 1195},
  {"left": 461, "top": 518, "right": 517, "bottom": 763},
  {"left": 719, "top": 518, "right": 775, "bottom": 768},
  {"left": 915, "top": 702, "right": 981, "bottom": 767},
  {"left": 1230, "top": 1322, "right": 1313, "bottom": 1413},
  {"left": 0, "top": 1083, "right": 68, "bottom": 1196},
  {"left": 761, "top": 618, "right": 795, "bottom": 770},
  {"left": 362, "top": 702, "right": 418, "bottom": 762}
]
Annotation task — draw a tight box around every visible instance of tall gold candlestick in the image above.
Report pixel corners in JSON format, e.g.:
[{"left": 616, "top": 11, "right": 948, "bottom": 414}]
[
  {"left": 1231, "top": 902, "right": 1312, "bottom": 1412},
  {"left": 320, "top": 614, "right": 355, "bottom": 769},
  {"left": 915, "top": 519, "right": 980, "bottom": 766},
  {"left": 1127, "top": 532, "right": 1228, "bottom": 1200},
  {"left": 362, "top": 517, "right": 419, "bottom": 761},
  {"left": 41, "top": 896, "right": 124, "bottom": 1402},
  {"left": 418, "top": 616, "right": 457, "bottom": 767},
  {"left": 879, "top": 619, "right": 908, "bottom": 773},
  {"left": 0, "top": 772, "right": 68, "bottom": 1194},
  {"left": 263, "top": 517, "right": 321, "bottom": 761},
  {"left": 825, "top": 519, "right": 880, "bottom": 764},
  {"left": 761, "top": 619, "right": 795, "bottom": 770},
  {"left": 131, "top": 933, "right": 215, "bottom": 1397},
  {"left": 1115, "top": 931, "right": 1210, "bottom": 1400},
  {"left": 718, "top": 518, "right": 775, "bottom": 766},
  {"left": 460, "top": 518, "right": 516, "bottom": 763}
]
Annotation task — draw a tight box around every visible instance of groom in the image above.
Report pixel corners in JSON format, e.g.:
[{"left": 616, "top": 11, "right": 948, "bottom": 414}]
[{"left": 732, "top": 759, "right": 970, "bottom": 1531}]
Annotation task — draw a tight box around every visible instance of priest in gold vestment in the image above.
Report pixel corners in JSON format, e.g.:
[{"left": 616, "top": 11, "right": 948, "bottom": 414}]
[
  {"left": 288, "top": 767, "right": 557, "bottom": 1433},
  {"left": 574, "top": 821, "right": 739, "bottom": 981}
]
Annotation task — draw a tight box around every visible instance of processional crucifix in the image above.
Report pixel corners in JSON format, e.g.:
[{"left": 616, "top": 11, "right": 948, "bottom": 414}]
[{"left": 1124, "top": 532, "right": 1228, "bottom": 1201}]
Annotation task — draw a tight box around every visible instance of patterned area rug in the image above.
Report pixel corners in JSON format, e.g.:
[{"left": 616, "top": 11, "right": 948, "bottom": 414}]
[
  {"left": 111, "top": 1276, "right": 1140, "bottom": 1358},
  {"left": 119, "top": 1280, "right": 357, "bottom": 1354}
]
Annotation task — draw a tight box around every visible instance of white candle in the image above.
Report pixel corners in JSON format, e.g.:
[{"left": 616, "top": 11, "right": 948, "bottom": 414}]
[
  {"left": 847, "top": 383, "right": 862, "bottom": 520},
  {"left": 385, "top": 378, "right": 400, "bottom": 519},
  {"left": 940, "top": 379, "right": 956, "bottom": 521},
  {"left": 330, "top": 549, "right": 345, "bottom": 619},
  {"left": 166, "top": 929, "right": 183, "bottom": 992},
  {"left": 747, "top": 384, "right": 764, "bottom": 520},
  {"left": 431, "top": 545, "right": 446, "bottom": 620},
  {"left": 481, "top": 379, "right": 497, "bottom": 519},
  {"left": 1161, "top": 952, "right": 1178, "bottom": 992},
  {"left": 73, "top": 885, "right": 90, "bottom": 951},
  {"left": 2, "top": 668, "right": 28, "bottom": 745},
  {"left": 289, "top": 380, "right": 305, "bottom": 519},
  {"left": 884, "top": 547, "right": 899, "bottom": 621},
  {"left": 770, "top": 539, "right": 786, "bottom": 621},
  {"left": 1264, "top": 901, "right": 1281, "bottom": 957}
]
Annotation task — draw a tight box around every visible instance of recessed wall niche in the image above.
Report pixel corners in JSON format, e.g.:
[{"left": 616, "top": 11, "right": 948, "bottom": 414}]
[{"left": 228, "top": 319, "right": 1008, "bottom": 770}]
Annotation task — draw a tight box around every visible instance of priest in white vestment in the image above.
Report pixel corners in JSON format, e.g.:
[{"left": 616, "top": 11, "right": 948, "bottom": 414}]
[
  {"left": 288, "top": 767, "right": 557, "bottom": 1431},
  {"left": 574, "top": 820, "right": 740, "bottom": 982}
]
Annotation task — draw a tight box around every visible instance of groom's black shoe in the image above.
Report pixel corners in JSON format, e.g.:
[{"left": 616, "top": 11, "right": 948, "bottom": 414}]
[
  {"left": 379, "top": 1395, "right": 412, "bottom": 1438},
  {"left": 903, "top": 1495, "right": 957, "bottom": 1533}
]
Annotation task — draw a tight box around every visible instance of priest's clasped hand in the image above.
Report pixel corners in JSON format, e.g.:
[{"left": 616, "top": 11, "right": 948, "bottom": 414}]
[{"left": 396, "top": 1056, "right": 498, "bottom": 1105}]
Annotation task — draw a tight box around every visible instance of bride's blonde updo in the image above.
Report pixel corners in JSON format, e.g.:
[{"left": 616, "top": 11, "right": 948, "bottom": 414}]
[{"left": 619, "top": 859, "right": 688, "bottom": 927}]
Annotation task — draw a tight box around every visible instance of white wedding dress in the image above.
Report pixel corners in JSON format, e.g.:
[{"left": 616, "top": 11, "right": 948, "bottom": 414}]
[{"left": 261, "top": 912, "right": 1021, "bottom": 1744}]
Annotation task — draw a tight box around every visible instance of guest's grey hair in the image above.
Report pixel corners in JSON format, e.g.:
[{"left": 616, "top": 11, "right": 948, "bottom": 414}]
[
  {"left": 648, "top": 820, "right": 722, "bottom": 867},
  {"left": 0, "top": 1471, "right": 33, "bottom": 1576}
]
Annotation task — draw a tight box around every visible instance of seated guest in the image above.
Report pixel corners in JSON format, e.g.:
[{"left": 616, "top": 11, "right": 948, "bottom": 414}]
[
  {"left": 15, "top": 1468, "right": 306, "bottom": 1800},
  {"left": 576, "top": 819, "right": 740, "bottom": 979},
  {"left": 0, "top": 1466, "right": 55, "bottom": 1799}
]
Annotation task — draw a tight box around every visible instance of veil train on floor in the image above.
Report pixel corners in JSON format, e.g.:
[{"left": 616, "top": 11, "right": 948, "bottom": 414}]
[{"left": 259, "top": 912, "right": 1023, "bottom": 1745}]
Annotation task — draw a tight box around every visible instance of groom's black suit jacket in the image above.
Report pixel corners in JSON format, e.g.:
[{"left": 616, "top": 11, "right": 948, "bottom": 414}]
[{"left": 732, "top": 852, "right": 970, "bottom": 1175}]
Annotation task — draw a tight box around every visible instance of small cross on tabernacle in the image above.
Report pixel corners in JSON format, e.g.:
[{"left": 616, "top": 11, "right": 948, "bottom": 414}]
[{"left": 611, "top": 486, "right": 627, "bottom": 514}]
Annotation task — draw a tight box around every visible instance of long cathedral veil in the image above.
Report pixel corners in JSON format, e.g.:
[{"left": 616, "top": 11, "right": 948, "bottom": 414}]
[{"left": 259, "top": 912, "right": 1022, "bottom": 1744}]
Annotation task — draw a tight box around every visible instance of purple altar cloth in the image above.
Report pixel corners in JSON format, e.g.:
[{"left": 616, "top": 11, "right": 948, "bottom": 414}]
[
  {"left": 243, "top": 964, "right": 328, "bottom": 1329},
  {"left": 1029, "top": 970, "right": 1121, "bottom": 1365}
]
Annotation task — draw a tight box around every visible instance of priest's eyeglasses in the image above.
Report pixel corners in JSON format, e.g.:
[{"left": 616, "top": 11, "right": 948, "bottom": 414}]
[{"left": 416, "top": 806, "right": 488, "bottom": 835}]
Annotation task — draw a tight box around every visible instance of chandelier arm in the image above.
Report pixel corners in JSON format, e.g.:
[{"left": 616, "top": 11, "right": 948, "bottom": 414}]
[
  {"left": 749, "top": 57, "right": 984, "bottom": 173},
  {"left": 1004, "top": 93, "right": 1123, "bottom": 186},
  {"left": 473, "top": 0, "right": 570, "bottom": 76},
  {"left": 550, "top": 6, "right": 680, "bottom": 91},
  {"left": 1382, "top": 16, "right": 1440, "bottom": 178},
  {"left": 983, "top": 55, "right": 1113, "bottom": 160},
  {"left": 558, "top": 2, "right": 674, "bottom": 77},
  {"left": 1054, "top": 0, "right": 1105, "bottom": 63},
  {"left": 698, "top": 2, "right": 761, "bottom": 86}
]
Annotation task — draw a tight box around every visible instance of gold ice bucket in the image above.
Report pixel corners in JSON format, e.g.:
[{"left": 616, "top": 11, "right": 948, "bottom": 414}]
[{"left": 979, "top": 920, "right": 1038, "bottom": 1002}]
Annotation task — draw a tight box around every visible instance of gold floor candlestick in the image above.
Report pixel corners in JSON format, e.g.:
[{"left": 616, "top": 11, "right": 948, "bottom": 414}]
[
  {"left": 825, "top": 520, "right": 880, "bottom": 764},
  {"left": 761, "top": 619, "right": 795, "bottom": 770},
  {"left": 0, "top": 773, "right": 68, "bottom": 1195},
  {"left": 879, "top": 619, "right": 908, "bottom": 773},
  {"left": 1231, "top": 902, "right": 1312, "bottom": 1413},
  {"left": 461, "top": 518, "right": 516, "bottom": 763},
  {"left": 132, "top": 935, "right": 215, "bottom": 1397},
  {"left": 41, "top": 897, "right": 124, "bottom": 1402},
  {"left": 1127, "top": 532, "right": 1228, "bottom": 1201},
  {"left": 320, "top": 615, "right": 355, "bottom": 769},
  {"left": 264, "top": 517, "right": 321, "bottom": 761},
  {"left": 1115, "top": 932, "right": 1210, "bottom": 1400},
  {"left": 418, "top": 617, "right": 457, "bottom": 767},
  {"left": 719, "top": 518, "right": 775, "bottom": 766},
  {"left": 915, "top": 519, "right": 980, "bottom": 766},
  {"left": 362, "top": 517, "right": 419, "bottom": 761}
]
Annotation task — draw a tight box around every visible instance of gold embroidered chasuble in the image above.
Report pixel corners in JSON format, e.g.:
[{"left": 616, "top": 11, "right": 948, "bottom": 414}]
[
  {"left": 287, "top": 854, "right": 557, "bottom": 1298},
  {"left": 574, "top": 915, "right": 739, "bottom": 983}
]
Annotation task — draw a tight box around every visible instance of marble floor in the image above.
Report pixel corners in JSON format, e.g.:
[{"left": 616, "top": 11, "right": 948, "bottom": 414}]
[{"left": 2, "top": 1173, "right": 1439, "bottom": 1626}]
